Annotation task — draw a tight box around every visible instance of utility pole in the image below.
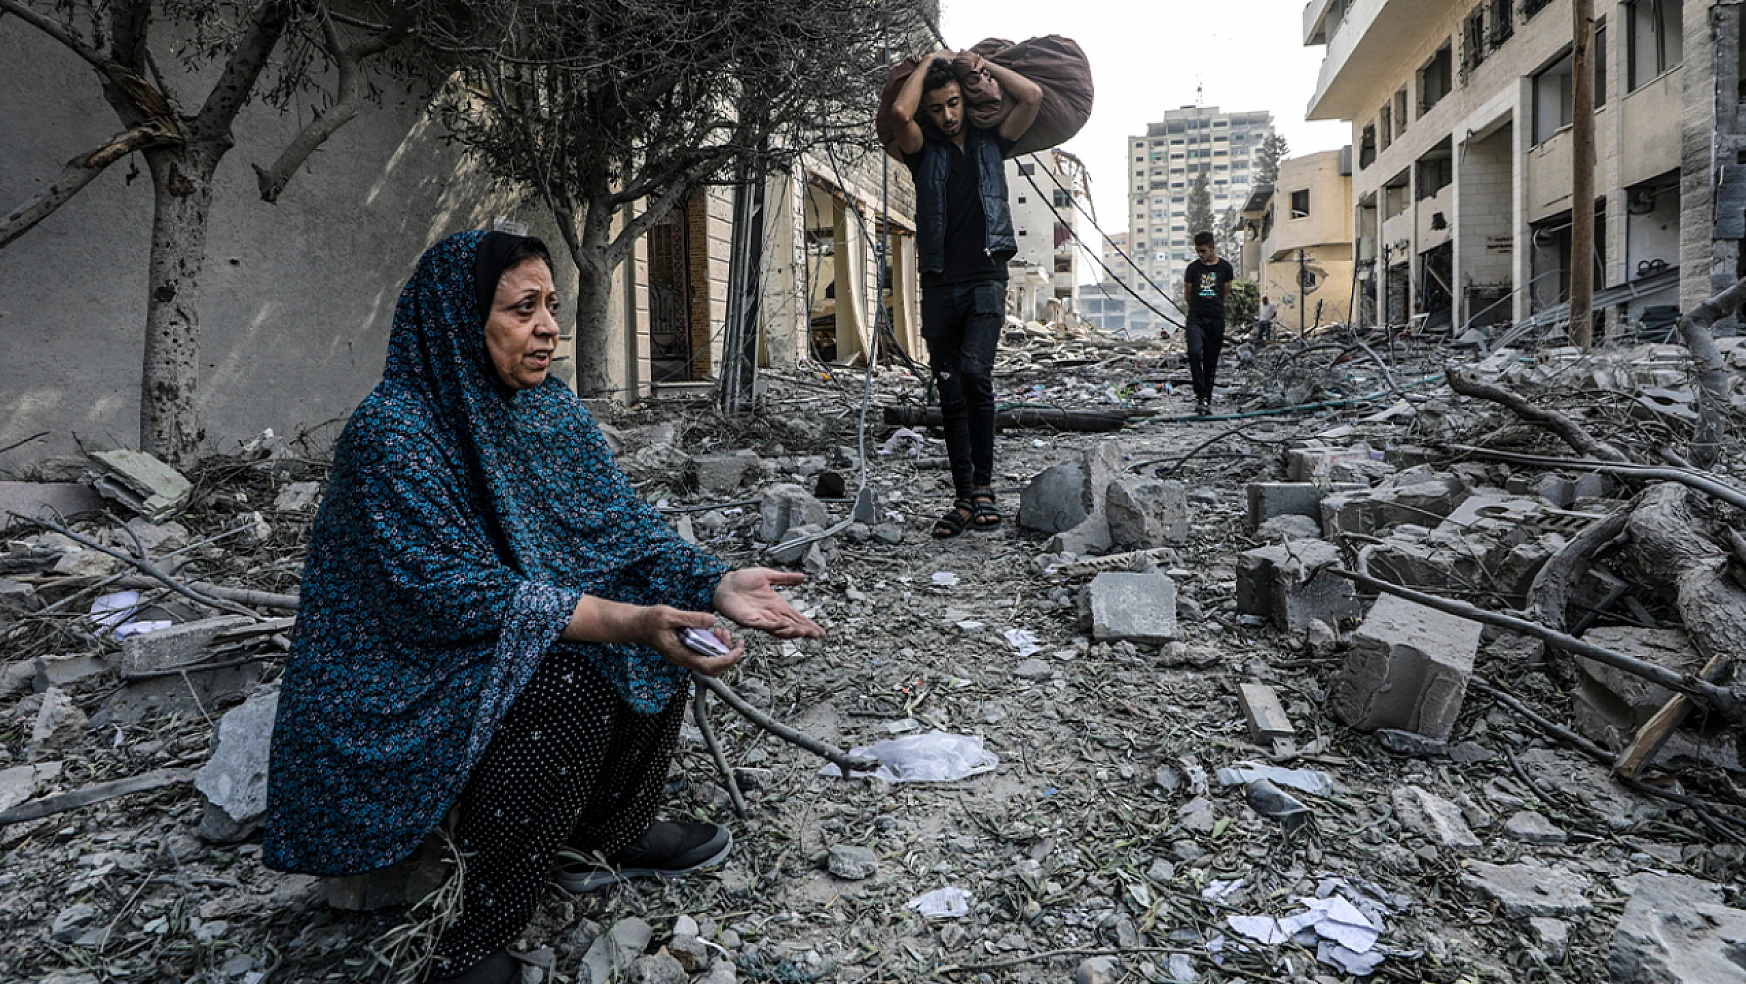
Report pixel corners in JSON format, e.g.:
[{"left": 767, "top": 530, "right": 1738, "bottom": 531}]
[
  {"left": 1569, "top": 0, "right": 1596, "bottom": 348},
  {"left": 1297, "top": 248, "right": 1310, "bottom": 337}
]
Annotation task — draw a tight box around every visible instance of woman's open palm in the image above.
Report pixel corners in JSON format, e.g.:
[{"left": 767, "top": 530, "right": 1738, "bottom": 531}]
[{"left": 713, "top": 568, "right": 826, "bottom": 639}]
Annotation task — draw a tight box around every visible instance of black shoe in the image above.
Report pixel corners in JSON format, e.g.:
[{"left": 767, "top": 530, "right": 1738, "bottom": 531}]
[
  {"left": 428, "top": 949, "right": 517, "bottom": 984},
  {"left": 552, "top": 821, "right": 732, "bottom": 893},
  {"left": 1195, "top": 399, "right": 1211, "bottom": 417}
]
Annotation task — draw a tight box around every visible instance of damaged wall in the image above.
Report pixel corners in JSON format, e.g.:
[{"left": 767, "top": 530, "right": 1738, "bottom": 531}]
[{"left": 0, "top": 22, "right": 576, "bottom": 469}]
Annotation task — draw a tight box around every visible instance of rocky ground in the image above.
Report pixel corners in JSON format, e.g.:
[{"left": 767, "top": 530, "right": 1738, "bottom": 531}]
[{"left": 3, "top": 321, "right": 1746, "bottom": 984}]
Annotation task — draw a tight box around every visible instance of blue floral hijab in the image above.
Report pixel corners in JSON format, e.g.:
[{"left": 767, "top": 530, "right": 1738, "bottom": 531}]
[{"left": 263, "top": 231, "right": 727, "bottom": 876}]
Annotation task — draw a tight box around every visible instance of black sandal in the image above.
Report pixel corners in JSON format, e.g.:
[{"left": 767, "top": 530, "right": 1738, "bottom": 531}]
[
  {"left": 933, "top": 499, "right": 974, "bottom": 539},
  {"left": 970, "top": 489, "right": 1002, "bottom": 532}
]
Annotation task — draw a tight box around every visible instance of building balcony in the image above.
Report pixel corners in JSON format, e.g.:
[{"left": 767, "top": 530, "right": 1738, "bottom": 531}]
[{"left": 1305, "top": 0, "right": 1449, "bottom": 122}]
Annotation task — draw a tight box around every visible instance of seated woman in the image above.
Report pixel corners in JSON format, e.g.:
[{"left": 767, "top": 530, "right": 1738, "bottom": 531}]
[{"left": 262, "top": 230, "right": 823, "bottom": 984}]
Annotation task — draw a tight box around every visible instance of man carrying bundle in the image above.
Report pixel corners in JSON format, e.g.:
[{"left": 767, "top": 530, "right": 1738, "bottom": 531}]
[{"left": 881, "top": 51, "right": 1042, "bottom": 539}]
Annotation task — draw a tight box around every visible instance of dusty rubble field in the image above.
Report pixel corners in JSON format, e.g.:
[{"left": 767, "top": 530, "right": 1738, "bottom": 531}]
[{"left": 3, "top": 324, "right": 1745, "bottom": 984}]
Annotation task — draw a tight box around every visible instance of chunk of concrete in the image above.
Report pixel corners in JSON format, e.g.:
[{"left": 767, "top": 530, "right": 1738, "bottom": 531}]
[
  {"left": 33, "top": 654, "right": 108, "bottom": 692},
  {"left": 1392, "top": 786, "right": 1482, "bottom": 851},
  {"left": 1502, "top": 811, "right": 1567, "bottom": 846},
  {"left": 1570, "top": 627, "right": 1708, "bottom": 754},
  {"left": 759, "top": 484, "right": 830, "bottom": 543},
  {"left": 1460, "top": 861, "right": 1592, "bottom": 918},
  {"left": 272, "top": 481, "right": 321, "bottom": 513},
  {"left": 1285, "top": 446, "right": 1374, "bottom": 483},
  {"left": 1045, "top": 514, "right": 1111, "bottom": 556},
  {"left": 1610, "top": 872, "right": 1746, "bottom": 984},
  {"left": 1019, "top": 461, "right": 1091, "bottom": 534},
  {"left": 0, "top": 760, "right": 62, "bottom": 813},
  {"left": 1084, "top": 572, "right": 1177, "bottom": 644},
  {"left": 1245, "top": 482, "right": 1322, "bottom": 533},
  {"left": 1530, "top": 917, "right": 1569, "bottom": 963},
  {"left": 193, "top": 687, "right": 279, "bottom": 842},
  {"left": 690, "top": 453, "right": 756, "bottom": 495},
  {"left": 83, "top": 449, "right": 192, "bottom": 521},
  {"left": 119, "top": 616, "right": 257, "bottom": 674},
  {"left": 1321, "top": 475, "right": 1470, "bottom": 538},
  {"left": 628, "top": 952, "right": 686, "bottom": 984},
  {"left": 1234, "top": 539, "right": 1359, "bottom": 633},
  {"left": 1255, "top": 514, "right": 1321, "bottom": 542},
  {"left": 1105, "top": 478, "right": 1189, "bottom": 548},
  {"left": 1329, "top": 593, "right": 1480, "bottom": 742},
  {"left": 31, "top": 687, "right": 87, "bottom": 755},
  {"left": 826, "top": 845, "right": 878, "bottom": 880},
  {"left": 123, "top": 518, "right": 189, "bottom": 555}
]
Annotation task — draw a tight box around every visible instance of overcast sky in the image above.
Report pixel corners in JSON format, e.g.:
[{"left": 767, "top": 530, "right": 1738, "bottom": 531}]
[{"left": 938, "top": 0, "right": 1352, "bottom": 248}]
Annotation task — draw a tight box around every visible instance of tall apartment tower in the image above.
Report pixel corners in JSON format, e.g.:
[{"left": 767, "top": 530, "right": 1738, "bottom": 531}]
[{"left": 1128, "top": 106, "right": 1275, "bottom": 289}]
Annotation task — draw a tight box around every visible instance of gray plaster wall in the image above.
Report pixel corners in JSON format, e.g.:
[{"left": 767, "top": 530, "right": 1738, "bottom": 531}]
[{"left": 0, "top": 20, "right": 573, "bottom": 471}]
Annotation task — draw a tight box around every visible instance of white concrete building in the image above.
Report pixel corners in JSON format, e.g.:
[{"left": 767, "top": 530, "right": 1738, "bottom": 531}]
[
  {"left": 1305, "top": 0, "right": 1744, "bottom": 335},
  {"left": 1005, "top": 151, "right": 1079, "bottom": 322},
  {"left": 1128, "top": 106, "right": 1276, "bottom": 290}
]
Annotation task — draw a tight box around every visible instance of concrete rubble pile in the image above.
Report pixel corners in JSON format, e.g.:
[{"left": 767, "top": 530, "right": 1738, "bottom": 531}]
[{"left": 3, "top": 329, "right": 1746, "bottom": 984}]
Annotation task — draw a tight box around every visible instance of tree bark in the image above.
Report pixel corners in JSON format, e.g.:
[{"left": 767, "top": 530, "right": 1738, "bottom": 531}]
[
  {"left": 140, "top": 146, "right": 222, "bottom": 465},
  {"left": 1626, "top": 483, "right": 1746, "bottom": 663},
  {"left": 1676, "top": 275, "right": 1746, "bottom": 467},
  {"left": 1569, "top": 0, "right": 1596, "bottom": 348},
  {"left": 568, "top": 200, "right": 619, "bottom": 399}
]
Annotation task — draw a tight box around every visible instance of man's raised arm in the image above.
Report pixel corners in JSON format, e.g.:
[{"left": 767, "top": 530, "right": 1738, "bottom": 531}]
[
  {"left": 883, "top": 49, "right": 953, "bottom": 156},
  {"left": 986, "top": 62, "right": 1043, "bottom": 143}
]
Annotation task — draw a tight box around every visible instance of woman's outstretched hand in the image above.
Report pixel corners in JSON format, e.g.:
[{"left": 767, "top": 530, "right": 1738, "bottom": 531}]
[
  {"left": 713, "top": 568, "right": 826, "bottom": 640},
  {"left": 636, "top": 605, "right": 744, "bottom": 677}
]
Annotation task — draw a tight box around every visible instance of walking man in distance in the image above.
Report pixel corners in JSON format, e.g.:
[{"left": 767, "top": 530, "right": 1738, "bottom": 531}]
[{"left": 1182, "top": 231, "right": 1235, "bottom": 417}]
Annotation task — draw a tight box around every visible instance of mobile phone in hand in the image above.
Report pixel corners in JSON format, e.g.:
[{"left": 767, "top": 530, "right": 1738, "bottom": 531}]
[{"left": 680, "top": 627, "right": 731, "bottom": 658}]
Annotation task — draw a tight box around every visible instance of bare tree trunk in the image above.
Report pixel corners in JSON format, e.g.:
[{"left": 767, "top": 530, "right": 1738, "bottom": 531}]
[
  {"left": 568, "top": 195, "right": 620, "bottom": 399},
  {"left": 140, "top": 146, "right": 221, "bottom": 465},
  {"left": 1627, "top": 483, "right": 1746, "bottom": 662},
  {"left": 1677, "top": 275, "right": 1746, "bottom": 468},
  {"left": 1569, "top": 0, "right": 1596, "bottom": 348}
]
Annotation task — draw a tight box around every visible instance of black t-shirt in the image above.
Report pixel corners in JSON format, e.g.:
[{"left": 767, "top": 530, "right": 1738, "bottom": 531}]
[
  {"left": 906, "top": 131, "right": 1015, "bottom": 288},
  {"left": 1184, "top": 258, "right": 1236, "bottom": 322}
]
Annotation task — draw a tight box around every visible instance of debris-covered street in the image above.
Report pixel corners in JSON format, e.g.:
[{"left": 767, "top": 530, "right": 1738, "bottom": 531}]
[{"left": 5, "top": 317, "right": 1746, "bottom": 984}]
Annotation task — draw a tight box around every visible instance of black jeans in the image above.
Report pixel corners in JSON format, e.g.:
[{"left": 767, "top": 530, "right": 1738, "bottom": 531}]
[
  {"left": 922, "top": 280, "right": 1003, "bottom": 498},
  {"left": 1186, "top": 315, "right": 1226, "bottom": 402}
]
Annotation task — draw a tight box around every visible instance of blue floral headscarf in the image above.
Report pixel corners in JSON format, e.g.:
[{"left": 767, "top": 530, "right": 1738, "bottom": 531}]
[{"left": 263, "top": 231, "right": 727, "bottom": 876}]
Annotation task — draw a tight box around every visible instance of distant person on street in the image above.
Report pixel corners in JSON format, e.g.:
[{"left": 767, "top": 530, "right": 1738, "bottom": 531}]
[
  {"left": 1182, "top": 232, "right": 1235, "bottom": 417},
  {"left": 1256, "top": 295, "right": 1278, "bottom": 343},
  {"left": 882, "top": 49, "right": 1042, "bottom": 539}
]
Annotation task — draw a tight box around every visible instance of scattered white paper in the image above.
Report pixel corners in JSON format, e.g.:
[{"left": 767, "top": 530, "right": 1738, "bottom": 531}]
[
  {"left": 1227, "top": 915, "right": 1288, "bottom": 945},
  {"left": 1002, "top": 628, "right": 1041, "bottom": 657},
  {"left": 906, "top": 887, "right": 971, "bottom": 918},
  {"left": 879, "top": 428, "right": 929, "bottom": 457},
  {"left": 1215, "top": 763, "right": 1335, "bottom": 798},
  {"left": 113, "top": 620, "right": 172, "bottom": 640},
  {"left": 1318, "top": 941, "right": 1385, "bottom": 976},
  {"left": 931, "top": 571, "right": 958, "bottom": 586},
  {"left": 824, "top": 731, "right": 999, "bottom": 783},
  {"left": 1201, "top": 878, "right": 1245, "bottom": 903},
  {"left": 89, "top": 591, "right": 141, "bottom": 631}
]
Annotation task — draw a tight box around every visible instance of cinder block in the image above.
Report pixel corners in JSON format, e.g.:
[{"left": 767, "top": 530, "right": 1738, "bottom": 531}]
[
  {"left": 1235, "top": 539, "right": 1359, "bottom": 633},
  {"left": 1245, "top": 482, "right": 1323, "bottom": 533},
  {"left": 1329, "top": 594, "right": 1482, "bottom": 741},
  {"left": 1285, "top": 446, "right": 1374, "bottom": 483}
]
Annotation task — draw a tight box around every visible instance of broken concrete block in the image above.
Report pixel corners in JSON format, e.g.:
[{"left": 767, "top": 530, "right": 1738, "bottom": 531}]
[
  {"left": 1105, "top": 477, "right": 1189, "bottom": 548},
  {"left": 1329, "top": 593, "right": 1481, "bottom": 742},
  {"left": 1328, "top": 457, "right": 1397, "bottom": 486},
  {"left": 759, "top": 484, "right": 830, "bottom": 543},
  {"left": 194, "top": 687, "right": 279, "bottom": 842},
  {"left": 1245, "top": 482, "right": 1322, "bottom": 533},
  {"left": 1237, "top": 683, "right": 1293, "bottom": 754},
  {"left": 322, "top": 833, "right": 450, "bottom": 911},
  {"left": 0, "top": 760, "right": 61, "bottom": 813},
  {"left": 1285, "top": 445, "right": 1373, "bottom": 483},
  {"left": 83, "top": 449, "right": 192, "bottom": 521},
  {"left": 769, "top": 524, "right": 825, "bottom": 565},
  {"left": 1018, "top": 461, "right": 1091, "bottom": 534},
  {"left": 123, "top": 518, "right": 189, "bottom": 555},
  {"left": 826, "top": 845, "right": 878, "bottom": 880},
  {"left": 689, "top": 453, "right": 756, "bottom": 495},
  {"left": 31, "top": 687, "right": 87, "bottom": 755},
  {"left": 0, "top": 482, "right": 106, "bottom": 526},
  {"left": 1533, "top": 475, "right": 1576, "bottom": 509},
  {"left": 119, "top": 616, "right": 256, "bottom": 674},
  {"left": 1320, "top": 475, "right": 1470, "bottom": 538},
  {"left": 33, "top": 654, "right": 108, "bottom": 692},
  {"left": 1234, "top": 539, "right": 1358, "bottom": 633},
  {"left": 666, "top": 935, "right": 710, "bottom": 974},
  {"left": 1530, "top": 917, "right": 1569, "bottom": 963},
  {"left": 1460, "top": 861, "right": 1592, "bottom": 918},
  {"left": 1610, "top": 872, "right": 1746, "bottom": 984},
  {"left": 1392, "top": 786, "right": 1482, "bottom": 851},
  {"left": 1045, "top": 514, "right": 1111, "bottom": 557},
  {"left": 1255, "top": 514, "right": 1321, "bottom": 542},
  {"left": 1502, "top": 811, "right": 1567, "bottom": 846},
  {"left": 1084, "top": 572, "right": 1177, "bottom": 644}
]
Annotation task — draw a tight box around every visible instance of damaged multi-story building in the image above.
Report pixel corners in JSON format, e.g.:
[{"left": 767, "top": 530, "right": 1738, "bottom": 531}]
[{"left": 1304, "top": 0, "right": 1746, "bottom": 335}]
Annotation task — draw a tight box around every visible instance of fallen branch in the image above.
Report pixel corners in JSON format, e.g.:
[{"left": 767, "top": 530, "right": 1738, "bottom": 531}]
[
  {"left": 0, "top": 769, "right": 193, "bottom": 829},
  {"left": 1445, "top": 369, "right": 1629, "bottom": 462},
  {"left": 11, "top": 513, "right": 261, "bottom": 620},
  {"left": 692, "top": 682, "right": 748, "bottom": 819},
  {"left": 115, "top": 577, "right": 300, "bottom": 611},
  {"left": 1325, "top": 567, "right": 1745, "bottom": 721},
  {"left": 1677, "top": 275, "right": 1746, "bottom": 467},
  {"left": 691, "top": 674, "right": 879, "bottom": 776}
]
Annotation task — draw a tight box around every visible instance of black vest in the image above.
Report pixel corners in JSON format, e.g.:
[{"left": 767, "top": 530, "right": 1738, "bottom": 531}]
[{"left": 914, "top": 128, "right": 1017, "bottom": 277}]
